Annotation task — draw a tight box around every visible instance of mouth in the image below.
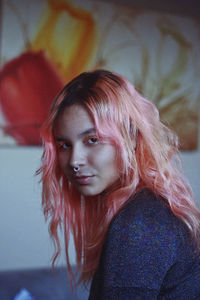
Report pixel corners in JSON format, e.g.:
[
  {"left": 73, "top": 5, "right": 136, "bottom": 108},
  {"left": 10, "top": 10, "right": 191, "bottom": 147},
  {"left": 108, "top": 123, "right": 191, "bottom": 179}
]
[{"left": 74, "top": 175, "right": 95, "bottom": 185}]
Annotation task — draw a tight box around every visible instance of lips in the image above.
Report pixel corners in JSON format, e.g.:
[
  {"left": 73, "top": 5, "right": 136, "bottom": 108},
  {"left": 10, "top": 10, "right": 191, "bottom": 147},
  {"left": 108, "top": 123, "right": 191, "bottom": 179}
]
[{"left": 74, "top": 175, "right": 94, "bottom": 185}]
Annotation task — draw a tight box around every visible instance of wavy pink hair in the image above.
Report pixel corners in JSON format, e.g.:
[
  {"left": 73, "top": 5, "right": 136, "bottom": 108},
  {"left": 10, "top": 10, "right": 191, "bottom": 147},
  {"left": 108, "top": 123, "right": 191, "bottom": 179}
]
[{"left": 37, "top": 69, "right": 200, "bottom": 286}]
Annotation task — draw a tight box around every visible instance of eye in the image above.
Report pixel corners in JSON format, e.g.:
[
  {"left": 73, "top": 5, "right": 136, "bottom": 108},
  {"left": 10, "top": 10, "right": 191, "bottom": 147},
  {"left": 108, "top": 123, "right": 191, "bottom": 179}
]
[
  {"left": 87, "top": 136, "right": 99, "bottom": 145},
  {"left": 57, "top": 142, "right": 71, "bottom": 150}
]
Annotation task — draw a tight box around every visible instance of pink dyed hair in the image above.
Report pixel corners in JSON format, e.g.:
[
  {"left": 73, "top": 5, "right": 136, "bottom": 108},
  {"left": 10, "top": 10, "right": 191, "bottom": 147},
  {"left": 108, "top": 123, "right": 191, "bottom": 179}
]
[{"left": 37, "top": 69, "right": 200, "bottom": 286}]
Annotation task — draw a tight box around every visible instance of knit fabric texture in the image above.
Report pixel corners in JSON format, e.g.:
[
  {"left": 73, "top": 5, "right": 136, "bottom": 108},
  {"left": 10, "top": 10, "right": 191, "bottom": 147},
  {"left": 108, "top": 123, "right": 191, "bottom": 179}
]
[{"left": 89, "top": 189, "right": 200, "bottom": 299}]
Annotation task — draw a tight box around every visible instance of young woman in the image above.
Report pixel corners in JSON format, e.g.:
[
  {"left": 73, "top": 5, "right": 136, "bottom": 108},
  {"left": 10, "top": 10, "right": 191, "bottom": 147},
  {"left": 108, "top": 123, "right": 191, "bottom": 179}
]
[{"left": 38, "top": 70, "right": 200, "bottom": 299}]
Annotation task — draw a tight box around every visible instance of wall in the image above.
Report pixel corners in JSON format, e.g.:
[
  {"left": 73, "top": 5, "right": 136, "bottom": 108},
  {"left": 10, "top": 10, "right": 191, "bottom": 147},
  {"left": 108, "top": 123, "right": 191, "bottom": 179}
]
[{"left": 0, "top": 147, "right": 75, "bottom": 271}]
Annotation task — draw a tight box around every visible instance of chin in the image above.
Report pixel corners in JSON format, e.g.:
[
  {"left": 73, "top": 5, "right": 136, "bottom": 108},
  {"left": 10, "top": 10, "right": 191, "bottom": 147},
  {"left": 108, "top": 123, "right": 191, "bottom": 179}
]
[
  {"left": 79, "top": 190, "right": 100, "bottom": 197},
  {"left": 78, "top": 186, "right": 104, "bottom": 197}
]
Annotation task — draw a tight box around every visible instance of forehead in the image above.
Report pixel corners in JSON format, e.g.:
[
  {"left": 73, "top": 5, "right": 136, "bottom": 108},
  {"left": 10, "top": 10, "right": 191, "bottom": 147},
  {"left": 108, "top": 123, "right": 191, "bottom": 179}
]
[{"left": 53, "top": 105, "right": 95, "bottom": 138}]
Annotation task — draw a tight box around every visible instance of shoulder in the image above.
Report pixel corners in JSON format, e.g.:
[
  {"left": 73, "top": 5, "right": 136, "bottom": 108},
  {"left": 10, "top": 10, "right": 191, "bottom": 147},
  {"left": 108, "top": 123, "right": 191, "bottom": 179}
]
[
  {"left": 100, "top": 189, "right": 185, "bottom": 288},
  {"left": 120, "top": 188, "right": 172, "bottom": 219},
  {"left": 105, "top": 188, "right": 191, "bottom": 259},
  {"left": 94, "top": 189, "right": 199, "bottom": 291},
  {"left": 111, "top": 188, "right": 184, "bottom": 235}
]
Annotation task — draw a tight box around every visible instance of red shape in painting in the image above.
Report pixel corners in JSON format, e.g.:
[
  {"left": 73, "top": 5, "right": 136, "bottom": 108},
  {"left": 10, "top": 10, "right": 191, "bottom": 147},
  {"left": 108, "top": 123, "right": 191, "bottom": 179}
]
[{"left": 0, "top": 51, "right": 64, "bottom": 145}]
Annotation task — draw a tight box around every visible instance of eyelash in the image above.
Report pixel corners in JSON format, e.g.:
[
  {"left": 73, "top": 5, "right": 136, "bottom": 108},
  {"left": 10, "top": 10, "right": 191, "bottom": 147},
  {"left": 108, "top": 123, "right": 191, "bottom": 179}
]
[
  {"left": 57, "top": 136, "right": 99, "bottom": 150},
  {"left": 58, "top": 142, "right": 71, "bottom": 150},
  {"left": 86, "top": 136, "right": 99, "bottom": 145}
]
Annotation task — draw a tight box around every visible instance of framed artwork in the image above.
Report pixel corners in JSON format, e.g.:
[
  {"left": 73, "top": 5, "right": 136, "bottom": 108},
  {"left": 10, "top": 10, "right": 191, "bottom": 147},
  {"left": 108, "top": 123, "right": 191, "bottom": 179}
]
[{"left": 0, "top": 0, "right": 199, "bottom": 150}]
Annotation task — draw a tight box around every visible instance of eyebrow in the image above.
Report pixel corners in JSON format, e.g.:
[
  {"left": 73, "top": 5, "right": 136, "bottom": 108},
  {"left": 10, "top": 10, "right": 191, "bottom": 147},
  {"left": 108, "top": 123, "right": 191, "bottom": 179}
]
[{"left": 55, "top": 127, "right": 96, "bottom": 142}]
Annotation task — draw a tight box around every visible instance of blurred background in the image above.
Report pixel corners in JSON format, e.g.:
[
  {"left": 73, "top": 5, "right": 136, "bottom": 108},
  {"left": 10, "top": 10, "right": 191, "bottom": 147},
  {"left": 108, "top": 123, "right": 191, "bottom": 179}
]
[{"left": 0, "top": 0, "right": 200, "bottom": 273}]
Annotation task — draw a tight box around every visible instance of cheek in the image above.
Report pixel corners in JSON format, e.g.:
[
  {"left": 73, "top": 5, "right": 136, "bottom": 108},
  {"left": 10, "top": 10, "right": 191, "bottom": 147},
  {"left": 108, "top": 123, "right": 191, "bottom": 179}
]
[
  {"left": 94, "top": 145, "right": 118, "bottom": 172},
  {"left": 57, "top": 153, "right": 69, "bottom": 174}
]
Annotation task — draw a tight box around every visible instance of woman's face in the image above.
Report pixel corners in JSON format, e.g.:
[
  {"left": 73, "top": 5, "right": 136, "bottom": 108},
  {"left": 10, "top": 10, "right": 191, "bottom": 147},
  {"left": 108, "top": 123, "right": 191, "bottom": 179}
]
[{"left": 53, "top": 104, "right": 119, "bottom": 197}]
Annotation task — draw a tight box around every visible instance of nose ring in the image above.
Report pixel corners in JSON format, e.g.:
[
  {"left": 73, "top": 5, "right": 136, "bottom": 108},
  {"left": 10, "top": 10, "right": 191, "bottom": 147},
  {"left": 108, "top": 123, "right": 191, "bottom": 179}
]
[{"left": 73, "top": 166, "right": 80, "bottom": 172}]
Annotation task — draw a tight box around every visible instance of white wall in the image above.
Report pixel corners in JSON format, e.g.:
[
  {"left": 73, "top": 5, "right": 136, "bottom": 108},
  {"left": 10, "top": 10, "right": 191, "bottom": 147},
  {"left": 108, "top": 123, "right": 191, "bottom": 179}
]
[
  {"left": 180, "top": 151, "right": 200, "bottom": 202},
  {"left": 0, "top": 146, "right": 199, "bottom": 271},
  {"left": 0, "top": 147, "right": 75, "bottom": 271}
]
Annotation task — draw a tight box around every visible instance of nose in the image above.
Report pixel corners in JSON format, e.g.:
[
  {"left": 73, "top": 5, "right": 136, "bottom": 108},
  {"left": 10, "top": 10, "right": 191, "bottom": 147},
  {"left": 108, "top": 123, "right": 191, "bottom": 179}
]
[{"left": 69, "top": 143, "right": 86, "bottom": 169}]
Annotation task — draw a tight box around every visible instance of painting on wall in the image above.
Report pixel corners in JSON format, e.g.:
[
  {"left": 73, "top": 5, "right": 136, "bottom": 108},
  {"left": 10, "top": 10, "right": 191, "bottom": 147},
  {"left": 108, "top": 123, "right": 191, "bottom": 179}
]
[{"left": 0, "top": 0, "right": 199, "bottom": 150}]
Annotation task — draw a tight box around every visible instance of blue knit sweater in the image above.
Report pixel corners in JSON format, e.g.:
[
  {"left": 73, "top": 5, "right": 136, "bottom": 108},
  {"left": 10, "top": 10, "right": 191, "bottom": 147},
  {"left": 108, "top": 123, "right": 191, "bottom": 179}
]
[{"left": 89, "top": 189, "right": 200, "bottom": 299}]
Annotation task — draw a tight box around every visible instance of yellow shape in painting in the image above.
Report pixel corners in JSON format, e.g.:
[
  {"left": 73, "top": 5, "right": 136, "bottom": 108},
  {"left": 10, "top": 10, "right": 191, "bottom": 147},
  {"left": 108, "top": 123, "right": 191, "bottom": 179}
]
[{"left": 31, "top": 0, "right": 97, "bottom": 83}]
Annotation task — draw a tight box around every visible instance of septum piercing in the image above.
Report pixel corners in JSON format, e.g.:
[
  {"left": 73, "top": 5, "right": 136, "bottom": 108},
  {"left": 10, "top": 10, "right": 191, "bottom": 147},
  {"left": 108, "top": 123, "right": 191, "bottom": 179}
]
[{"left": 73, "top": 166, "right": 80, "bottom": 172}]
